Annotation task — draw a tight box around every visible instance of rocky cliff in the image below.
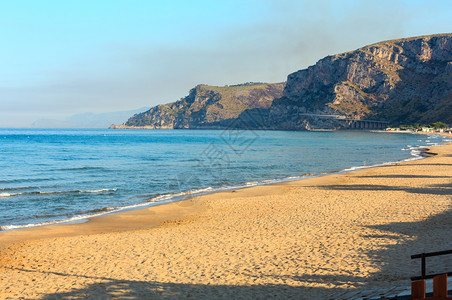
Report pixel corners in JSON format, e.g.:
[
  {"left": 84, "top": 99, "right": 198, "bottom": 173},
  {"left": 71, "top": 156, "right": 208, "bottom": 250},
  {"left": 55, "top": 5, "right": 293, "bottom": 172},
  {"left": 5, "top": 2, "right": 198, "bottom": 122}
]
[
  {"left": 111, "top": 82, "right": 285, "bottom": 129},
  {"left": 263, "top": 33, "right": 452, "bottom": 129},
  {"left": 113, "top": 34, "right": 451, "bottom": 130}
]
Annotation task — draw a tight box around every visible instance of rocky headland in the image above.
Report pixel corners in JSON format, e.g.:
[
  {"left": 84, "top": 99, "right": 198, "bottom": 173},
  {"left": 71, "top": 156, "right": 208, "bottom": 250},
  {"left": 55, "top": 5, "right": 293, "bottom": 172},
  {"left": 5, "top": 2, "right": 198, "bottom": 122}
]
[{"left": 110, "top": 82, "right": 285, "bottom": 129}]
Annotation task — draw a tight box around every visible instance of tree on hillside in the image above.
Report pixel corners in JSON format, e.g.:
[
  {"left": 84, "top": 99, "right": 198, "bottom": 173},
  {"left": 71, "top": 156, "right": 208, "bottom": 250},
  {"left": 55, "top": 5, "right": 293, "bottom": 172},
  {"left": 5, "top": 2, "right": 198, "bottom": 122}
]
[{"left": 430, "top": 122, "right": 448, "bottom": 129}]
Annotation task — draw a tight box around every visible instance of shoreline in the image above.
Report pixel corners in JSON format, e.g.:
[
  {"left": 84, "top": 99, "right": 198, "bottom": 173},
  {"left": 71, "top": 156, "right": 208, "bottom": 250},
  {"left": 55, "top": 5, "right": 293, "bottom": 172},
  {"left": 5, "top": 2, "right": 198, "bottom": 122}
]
[
  {"left": 0, "top": 143, "right": 451, "bottom": 298},
  {"left": 0, "top": 141, "right": 448, "bottom": 243},
  {"left": 0, "top": 134, "right": 440, "bottom": 233}
]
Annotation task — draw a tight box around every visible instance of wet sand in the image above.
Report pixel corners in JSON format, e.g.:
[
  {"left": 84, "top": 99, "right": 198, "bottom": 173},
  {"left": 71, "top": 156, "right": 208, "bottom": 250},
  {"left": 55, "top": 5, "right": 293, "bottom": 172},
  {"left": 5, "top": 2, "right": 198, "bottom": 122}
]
[{"left": 0, "top": 144, "right": 451, "bottom": 299}]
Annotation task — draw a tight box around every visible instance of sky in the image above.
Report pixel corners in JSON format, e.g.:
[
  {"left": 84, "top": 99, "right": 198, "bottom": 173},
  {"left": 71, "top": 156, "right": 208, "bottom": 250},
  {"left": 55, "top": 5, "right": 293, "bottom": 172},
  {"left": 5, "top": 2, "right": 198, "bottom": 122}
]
[{"left": 0, "top": 0, "right": 451, "bottom": 127}]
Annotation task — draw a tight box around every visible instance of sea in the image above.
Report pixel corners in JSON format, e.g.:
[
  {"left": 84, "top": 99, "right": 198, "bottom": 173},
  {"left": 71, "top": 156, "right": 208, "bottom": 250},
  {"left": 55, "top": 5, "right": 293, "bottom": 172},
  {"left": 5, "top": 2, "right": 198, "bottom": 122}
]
[{"left": 0, "top": 128, "right": 449, "bottom": 231}]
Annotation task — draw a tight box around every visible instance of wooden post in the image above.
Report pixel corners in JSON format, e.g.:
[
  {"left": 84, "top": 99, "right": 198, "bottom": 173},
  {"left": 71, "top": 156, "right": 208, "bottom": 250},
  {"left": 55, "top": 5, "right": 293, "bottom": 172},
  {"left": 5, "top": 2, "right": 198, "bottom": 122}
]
[
  {"left": 412, "top": 279, "right": 425, "bottom": 300},
  {"left": 433, "top": 274, "right": 447, "bottom": 298},
  {"left": 422, "top": 253, "right": 426, "bottom": 279}
]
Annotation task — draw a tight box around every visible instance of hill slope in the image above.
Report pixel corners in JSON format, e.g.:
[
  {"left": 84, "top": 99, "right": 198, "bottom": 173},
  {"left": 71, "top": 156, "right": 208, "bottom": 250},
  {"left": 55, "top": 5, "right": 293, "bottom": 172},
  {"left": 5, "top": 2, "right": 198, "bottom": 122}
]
[{"left": 111, "top": 83, "right": 285, "bottom": 129}]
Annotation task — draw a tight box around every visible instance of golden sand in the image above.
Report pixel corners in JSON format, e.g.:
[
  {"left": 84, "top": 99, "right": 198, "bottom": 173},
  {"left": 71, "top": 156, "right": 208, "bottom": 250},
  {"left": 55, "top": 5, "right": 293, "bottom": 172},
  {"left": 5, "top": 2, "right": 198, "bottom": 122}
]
[{"left": 0, "top": 144, "right": 451, "bottom": 299}]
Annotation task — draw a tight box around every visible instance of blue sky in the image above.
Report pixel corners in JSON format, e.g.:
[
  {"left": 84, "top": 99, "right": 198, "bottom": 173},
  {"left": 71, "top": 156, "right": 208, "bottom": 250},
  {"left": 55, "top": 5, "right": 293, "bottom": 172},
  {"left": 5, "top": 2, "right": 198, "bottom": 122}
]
[{"left": 1, "top": 0, "right": 451, "bottom": 127}]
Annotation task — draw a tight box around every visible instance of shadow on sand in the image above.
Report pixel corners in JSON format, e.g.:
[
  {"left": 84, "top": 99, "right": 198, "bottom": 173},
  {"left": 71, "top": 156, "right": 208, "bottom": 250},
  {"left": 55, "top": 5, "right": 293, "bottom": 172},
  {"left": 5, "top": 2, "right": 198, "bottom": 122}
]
[
  {"left": 317, "top": 176, "right": 452, "bottom": 287},
  {"left": 10, "top": 266, "right": 336, "bottom": 299},
  {"left": 358, "top": 174, "right": 452, "bottom": 179},
  {"left": 320, "top": 183, "right": 452, "bottom": 196}
]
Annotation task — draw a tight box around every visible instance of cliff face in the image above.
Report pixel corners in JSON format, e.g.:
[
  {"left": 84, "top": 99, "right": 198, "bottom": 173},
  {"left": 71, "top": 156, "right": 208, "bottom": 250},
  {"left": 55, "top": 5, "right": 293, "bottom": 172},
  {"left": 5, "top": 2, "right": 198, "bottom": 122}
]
[
  {"left": 112, "top": 83, "right": 285, "bottom": 129},
  {"left": 266, "top": 34, "right": 452, "bottom": 129}
]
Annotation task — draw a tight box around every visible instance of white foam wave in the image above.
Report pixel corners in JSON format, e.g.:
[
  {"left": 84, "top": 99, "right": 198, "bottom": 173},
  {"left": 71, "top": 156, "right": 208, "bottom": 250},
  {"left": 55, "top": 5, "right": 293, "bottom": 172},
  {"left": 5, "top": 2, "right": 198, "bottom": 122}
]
[
  {"left": 0, "top": 209, "right": 117, "bottom": 231},
  {"left": 245, "top": 181, "right": 259, "bottom": 186},
  {"left": 342, "top": 166, "right": 366, "bottom": 172},
  {"left": 0, "top": 188, "right": 117, "bottom": 198},
  {"left": 82, "top": 188, "right": 117, "bottom": 193},
  {"left": 0, "top": 192, "right": 26, "bottom": 197},
  {"left": 185, "top": 187, "right": 214, "bottom": 194}
]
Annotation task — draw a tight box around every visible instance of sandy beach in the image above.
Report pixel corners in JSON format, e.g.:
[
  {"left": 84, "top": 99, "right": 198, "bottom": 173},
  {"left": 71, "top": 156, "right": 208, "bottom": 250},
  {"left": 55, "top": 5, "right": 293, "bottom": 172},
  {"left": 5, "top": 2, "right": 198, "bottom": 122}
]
[{"left": 0, "top": 143, "right": 451, "bottom": 299}]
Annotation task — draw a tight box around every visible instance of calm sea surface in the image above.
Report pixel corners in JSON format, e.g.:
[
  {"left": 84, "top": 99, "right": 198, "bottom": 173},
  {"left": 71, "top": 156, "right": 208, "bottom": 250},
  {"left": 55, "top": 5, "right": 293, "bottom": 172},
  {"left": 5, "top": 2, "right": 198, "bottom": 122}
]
[{"left": 0, "top": 129, "right": 447, "bottom": 230}]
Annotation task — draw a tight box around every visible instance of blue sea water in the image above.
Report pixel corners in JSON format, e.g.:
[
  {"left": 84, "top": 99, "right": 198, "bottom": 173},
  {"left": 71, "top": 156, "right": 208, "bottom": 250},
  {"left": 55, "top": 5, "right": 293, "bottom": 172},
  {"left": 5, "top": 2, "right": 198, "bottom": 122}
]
[{"left": 0, "top": 128, "right": 447, "bottom": 230}]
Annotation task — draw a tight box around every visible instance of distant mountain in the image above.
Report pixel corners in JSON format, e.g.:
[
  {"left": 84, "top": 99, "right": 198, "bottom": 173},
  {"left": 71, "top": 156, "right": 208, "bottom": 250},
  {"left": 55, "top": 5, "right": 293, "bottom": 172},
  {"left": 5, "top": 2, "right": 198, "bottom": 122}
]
[
  {"left": 114, "top": 34, "right": 452, "bottom": 130},
  {"left": 111, "top": 83, "right": 285, "bottom": 129},
  {"left": 32, "top": 107, "right": 149, "bottom": 128}
]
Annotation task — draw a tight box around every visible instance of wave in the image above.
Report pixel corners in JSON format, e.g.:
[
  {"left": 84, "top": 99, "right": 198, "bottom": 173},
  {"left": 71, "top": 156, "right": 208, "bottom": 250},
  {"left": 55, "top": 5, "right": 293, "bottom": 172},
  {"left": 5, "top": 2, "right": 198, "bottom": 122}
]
[
  {"left": 81, "top": 189, "right": 118, "bottom": 193},
  {"left": 38, "top": 188, "right": 117, "bottom": 195},
  {"left": 56, "top": 166, "right": 107, "bottom": 171},
  {"left": 0, "top": 207, "right": 119, "bottom": 231},
  {"left": 0, "top": 178, "right": 52, "bottom": 184},
  {"left": 0, "top": 193, "right": 14, "bottom": 198},
  {"left": 0, "top": 186, "right": 38, "bottom": 192},
  {"left": 0, "top": 188, "right": 117, "bottom": 197},
  {"left": 32, "top": 207, "right": 117, "bottom": 219}
]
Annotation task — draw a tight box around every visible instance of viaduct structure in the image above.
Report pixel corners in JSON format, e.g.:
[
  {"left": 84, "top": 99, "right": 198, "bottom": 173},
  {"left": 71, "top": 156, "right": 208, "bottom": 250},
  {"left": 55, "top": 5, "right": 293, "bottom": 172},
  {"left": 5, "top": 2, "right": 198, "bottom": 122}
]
[
  {"left": 338, "top": 118, "right": 389, "bottom": 130},
  {"left": 298, "top": 113, "right": 389, "bottom": 130}
]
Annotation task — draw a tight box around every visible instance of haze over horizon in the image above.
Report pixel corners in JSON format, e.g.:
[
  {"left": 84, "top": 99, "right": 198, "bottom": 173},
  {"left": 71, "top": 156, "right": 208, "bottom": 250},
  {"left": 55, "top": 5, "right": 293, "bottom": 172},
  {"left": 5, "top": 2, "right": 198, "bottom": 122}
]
[{"left": 1, "top": 0, "right": 451, "bottom": 127}]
